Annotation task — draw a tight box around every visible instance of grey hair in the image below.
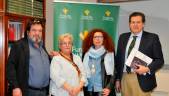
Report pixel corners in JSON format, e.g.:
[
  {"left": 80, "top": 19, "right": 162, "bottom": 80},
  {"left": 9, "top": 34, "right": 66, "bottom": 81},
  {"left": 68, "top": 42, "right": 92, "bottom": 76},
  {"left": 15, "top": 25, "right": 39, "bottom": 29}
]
[{"left": 58, "top": 33, "right": 73, "bottom": 44}]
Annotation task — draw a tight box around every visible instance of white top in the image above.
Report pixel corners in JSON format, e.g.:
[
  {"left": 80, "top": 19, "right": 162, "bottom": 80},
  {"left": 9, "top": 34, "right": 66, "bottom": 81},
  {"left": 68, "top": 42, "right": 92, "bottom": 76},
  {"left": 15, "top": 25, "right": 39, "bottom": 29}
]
[{"left": 49, "top": 54, "right": 86, "bottom": 96}]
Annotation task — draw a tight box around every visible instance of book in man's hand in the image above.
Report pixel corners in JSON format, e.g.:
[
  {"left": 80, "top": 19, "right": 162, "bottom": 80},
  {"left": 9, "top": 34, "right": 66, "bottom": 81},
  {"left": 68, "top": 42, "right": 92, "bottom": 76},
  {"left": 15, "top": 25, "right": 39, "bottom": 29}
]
[{"left": 125, "top": 48, "right": 152, "bottom": 69}]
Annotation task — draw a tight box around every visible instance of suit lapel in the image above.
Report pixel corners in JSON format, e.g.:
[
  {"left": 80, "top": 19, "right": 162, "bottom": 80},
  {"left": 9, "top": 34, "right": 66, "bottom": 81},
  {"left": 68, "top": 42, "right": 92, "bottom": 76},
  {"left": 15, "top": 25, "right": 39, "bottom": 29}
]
[
  {"left": 123, "top": 33, "right": 131, "bottom": 54},
  {"left": 139, "top": 31, "right": 147, "bottom": 52},
  {"left": 121, "top": 33, "right": 130, "bottom": 65}
]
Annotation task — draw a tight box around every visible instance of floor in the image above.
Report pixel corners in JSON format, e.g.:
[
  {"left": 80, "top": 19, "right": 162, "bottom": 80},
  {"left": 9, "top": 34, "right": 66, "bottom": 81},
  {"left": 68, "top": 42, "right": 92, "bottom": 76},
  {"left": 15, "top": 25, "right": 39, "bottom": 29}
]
[{"left": 116, "top": 91, "right": 168, "bottom": 96}]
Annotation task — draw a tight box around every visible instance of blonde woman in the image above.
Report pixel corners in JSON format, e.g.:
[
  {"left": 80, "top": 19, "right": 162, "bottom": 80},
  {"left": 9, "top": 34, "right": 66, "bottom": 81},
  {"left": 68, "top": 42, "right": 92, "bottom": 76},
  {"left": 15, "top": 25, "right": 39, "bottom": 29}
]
[{"left": 49, "top": 33, "right": 86, "bottom": 96}]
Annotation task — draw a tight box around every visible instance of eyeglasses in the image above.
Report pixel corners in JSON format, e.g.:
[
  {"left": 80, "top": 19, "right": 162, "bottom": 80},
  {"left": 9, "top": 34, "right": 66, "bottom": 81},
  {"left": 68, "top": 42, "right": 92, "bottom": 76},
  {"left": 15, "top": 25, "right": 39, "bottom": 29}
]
[
  {"left": 60, "top": 42, "right": 73, "bottom": 46},
  {"left": 33, "top": 19, "right": 41, "bottom": 23},
  {"left": 93, "top": 36, "right": 103, "bottom": 39},
  {"left": 32, "top": 18, "right": 45, "bottom": 24},
  {"left": 32, "top": 19, "right": 42, "bottom": 24}
]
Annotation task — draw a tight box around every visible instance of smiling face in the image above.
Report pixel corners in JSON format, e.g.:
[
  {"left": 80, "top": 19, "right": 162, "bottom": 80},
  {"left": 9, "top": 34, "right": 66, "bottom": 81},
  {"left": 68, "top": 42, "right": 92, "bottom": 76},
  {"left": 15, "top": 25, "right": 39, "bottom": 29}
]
[
  {"left": 129, "top": 16, "right": 144, "bottom": 35},
  {"left": 59, "top": 36, "right": 73, "bottom": 55},
  {"left": 27, "top": 24, "right": 43, "bottom": 43},
  {"left": 93, "top": 32, "right": 104, "bottom": 49}
]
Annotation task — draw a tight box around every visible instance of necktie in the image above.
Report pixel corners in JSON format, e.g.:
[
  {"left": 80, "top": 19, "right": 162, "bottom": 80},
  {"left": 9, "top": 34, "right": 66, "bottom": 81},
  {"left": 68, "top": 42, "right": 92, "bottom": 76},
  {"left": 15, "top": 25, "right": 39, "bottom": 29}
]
[{"left": 126, "top": 36, "right": 137, "bottom": 73}]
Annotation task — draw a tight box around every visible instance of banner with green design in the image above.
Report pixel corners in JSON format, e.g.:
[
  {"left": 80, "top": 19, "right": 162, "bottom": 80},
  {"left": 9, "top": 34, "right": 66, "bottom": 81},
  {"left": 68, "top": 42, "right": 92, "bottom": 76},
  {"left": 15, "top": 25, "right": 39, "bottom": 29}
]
[{"left": 53, "top": 1, "right": 119, "bottom": 55}]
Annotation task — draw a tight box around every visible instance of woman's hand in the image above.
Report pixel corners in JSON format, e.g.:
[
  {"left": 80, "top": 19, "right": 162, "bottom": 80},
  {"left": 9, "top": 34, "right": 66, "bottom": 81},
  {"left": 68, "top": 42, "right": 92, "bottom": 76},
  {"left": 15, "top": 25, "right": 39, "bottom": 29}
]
[
  {"left": 72, "top": 86, "right": 81, "bottom": 96},
  {"left": 71, "top": 81, "right": 84, "bottom": 96},
  {"left": 62, "top": 82, "right": 74, "bottom": 96},
  {"left": 102, "top": 88, "right": 110, "bottom": 96}
]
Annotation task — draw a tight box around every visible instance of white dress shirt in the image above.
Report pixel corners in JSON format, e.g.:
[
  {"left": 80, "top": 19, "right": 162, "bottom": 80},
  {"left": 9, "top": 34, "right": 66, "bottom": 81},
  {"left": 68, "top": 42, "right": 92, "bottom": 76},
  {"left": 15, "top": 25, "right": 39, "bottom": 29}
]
[{"left": 123, "top": 31, "right": 143, "bottom": 72}]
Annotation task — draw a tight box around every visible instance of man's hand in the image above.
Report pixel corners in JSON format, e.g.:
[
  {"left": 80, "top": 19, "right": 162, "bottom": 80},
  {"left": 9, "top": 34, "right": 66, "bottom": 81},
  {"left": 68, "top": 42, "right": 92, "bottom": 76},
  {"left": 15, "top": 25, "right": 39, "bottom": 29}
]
[
  {"left": 49, "top": 51, "right": 59, "bottom": 57},
  {"left": 134, "top": 65, "right": 150, "bottom": 75},
  {"left": 115, "top": 80, "right": 121, "bottom": 93},
  {"left": 13, "top": 88, "right": 22, "bottom": 96}
]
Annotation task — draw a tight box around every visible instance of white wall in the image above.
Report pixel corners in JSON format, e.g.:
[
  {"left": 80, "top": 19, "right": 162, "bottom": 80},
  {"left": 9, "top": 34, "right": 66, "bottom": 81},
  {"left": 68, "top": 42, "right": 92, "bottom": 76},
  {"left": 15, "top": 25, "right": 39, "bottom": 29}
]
[{"left": 45, "top": 0, "right": 54, "bottom": 52}]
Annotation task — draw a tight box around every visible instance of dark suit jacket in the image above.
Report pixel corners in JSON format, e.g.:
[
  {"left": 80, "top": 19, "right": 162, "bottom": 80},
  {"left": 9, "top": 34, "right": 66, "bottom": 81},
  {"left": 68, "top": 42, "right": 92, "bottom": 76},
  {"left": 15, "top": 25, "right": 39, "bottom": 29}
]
[
  {"left": 6, "top": 38, "right": 51, "bottom": 96},
  {"left": 115, "top": 31, "right": 164, "bottom": 92}
]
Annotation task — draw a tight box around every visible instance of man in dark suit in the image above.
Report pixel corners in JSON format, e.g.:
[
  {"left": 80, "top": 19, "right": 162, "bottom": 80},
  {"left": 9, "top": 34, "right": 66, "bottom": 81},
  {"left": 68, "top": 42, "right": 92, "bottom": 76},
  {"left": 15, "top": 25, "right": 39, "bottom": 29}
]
[
  {"left": 6, "top": 18, "right": 51, "bottom": 96},
  {"left": 115, "top": 12, "right": 164, "bottom": 96}
]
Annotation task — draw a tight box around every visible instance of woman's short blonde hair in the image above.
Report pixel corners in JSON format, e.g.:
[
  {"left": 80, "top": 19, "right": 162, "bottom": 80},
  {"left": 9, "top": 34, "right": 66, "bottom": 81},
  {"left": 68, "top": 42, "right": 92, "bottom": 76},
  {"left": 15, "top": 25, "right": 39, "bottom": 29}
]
[{"left": 58, "top": 33, "right": 73, "bottom": 44}]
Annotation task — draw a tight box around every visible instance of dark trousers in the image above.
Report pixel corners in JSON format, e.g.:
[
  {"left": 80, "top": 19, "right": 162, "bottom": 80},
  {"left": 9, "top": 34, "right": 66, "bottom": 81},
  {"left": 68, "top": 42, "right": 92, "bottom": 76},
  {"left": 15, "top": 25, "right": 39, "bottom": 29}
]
[
  {"left": 84, "top": 91, "right": 102, "bottom": 96},
  {"left": 84, "top": 89, "right": 116, "bottom": 96},
  {"left": 27, "top": 88, "right": 47, "bottom": 96}
]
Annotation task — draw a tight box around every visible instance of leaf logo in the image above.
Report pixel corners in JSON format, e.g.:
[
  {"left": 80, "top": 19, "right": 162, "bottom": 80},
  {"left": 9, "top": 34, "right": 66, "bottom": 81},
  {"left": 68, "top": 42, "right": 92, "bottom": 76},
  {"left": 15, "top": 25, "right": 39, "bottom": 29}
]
[
  {"left": 105, "top": 10, "right": 111, "bottom": 17},
  {"left": 79, "top": 30, "right": 89, "bottom": 40},
  {"left": 63, "top": 8, "right": 69, "bottom": 15},
  {"left": 84, "top": 9, "right": 90, "bottom": 16}
]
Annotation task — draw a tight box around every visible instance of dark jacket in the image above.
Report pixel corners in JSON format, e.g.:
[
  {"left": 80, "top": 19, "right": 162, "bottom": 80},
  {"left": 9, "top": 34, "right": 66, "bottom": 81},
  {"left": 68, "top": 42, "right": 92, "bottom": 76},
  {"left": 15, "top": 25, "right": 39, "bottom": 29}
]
[
  {"left": 100, "top": 53, "right": 115, "bottom": 90},
  {"left": 115, "top": 31, "right": 164, "bottom": 92},
  {"left": 6, "top": 38, "right": 51, "bottom": 96}
]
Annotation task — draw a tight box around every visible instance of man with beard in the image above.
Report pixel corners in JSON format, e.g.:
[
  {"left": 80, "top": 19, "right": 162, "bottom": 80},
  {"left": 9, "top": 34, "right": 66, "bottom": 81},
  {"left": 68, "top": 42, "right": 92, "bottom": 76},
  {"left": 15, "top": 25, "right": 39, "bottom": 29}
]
[{"left": 7, "top": 18, "right": 51, "bottom": 96}]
